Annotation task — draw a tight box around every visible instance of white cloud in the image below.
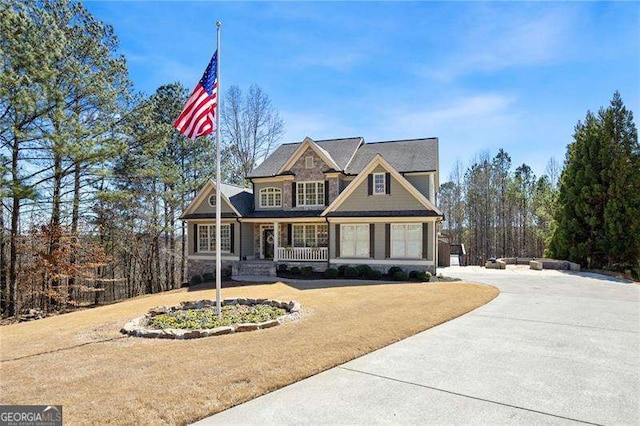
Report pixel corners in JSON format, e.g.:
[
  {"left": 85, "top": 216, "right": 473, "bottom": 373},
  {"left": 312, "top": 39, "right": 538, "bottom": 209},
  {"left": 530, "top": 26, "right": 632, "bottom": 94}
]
[
  {"left": 424, "top": 6, "right": 576, "bottom": 81},
  {"left": 279, "top": 110, "right": 359, "bottom": 143},
  {"left": 375, "top": 94, "right": 523, "bottom": 179}
]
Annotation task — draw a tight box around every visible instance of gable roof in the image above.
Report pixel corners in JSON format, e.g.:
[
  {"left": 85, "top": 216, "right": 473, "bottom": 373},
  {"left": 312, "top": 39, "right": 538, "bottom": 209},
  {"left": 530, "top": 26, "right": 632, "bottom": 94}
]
[
  {"left": 345, "top": 138, "right": 439, "bottom": 175},
  {"left": 322, "top": 154, "right": 443, "bottom": 217},
  {"left": 181, "top": 180, "right": 253, "bottom": 218},
  {"left": 247, "top": 137, "right": 363, "bottom": 178},
  {"left": 277, "top": 137, "right": 340, "bottom": 174}
]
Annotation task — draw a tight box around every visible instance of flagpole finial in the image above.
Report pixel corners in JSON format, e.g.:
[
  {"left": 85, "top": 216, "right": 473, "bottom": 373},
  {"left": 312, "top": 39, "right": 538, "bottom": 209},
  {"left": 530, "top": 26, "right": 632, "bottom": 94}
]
[{"left": 216, "top": 21, "right": 222, "bottom": 27}]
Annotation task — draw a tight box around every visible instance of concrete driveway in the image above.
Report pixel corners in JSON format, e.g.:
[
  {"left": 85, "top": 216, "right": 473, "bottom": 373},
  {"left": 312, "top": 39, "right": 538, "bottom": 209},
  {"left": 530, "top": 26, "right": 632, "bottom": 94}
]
[{"left": 196, "top": 266, "right": 640, "bottom": 425}]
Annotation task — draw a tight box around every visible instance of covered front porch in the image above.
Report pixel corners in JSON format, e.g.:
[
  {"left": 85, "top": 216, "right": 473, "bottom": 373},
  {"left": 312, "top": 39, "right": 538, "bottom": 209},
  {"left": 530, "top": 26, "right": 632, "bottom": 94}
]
[{"left": 249, "top": 221, "right": 329, "bottom": 262}]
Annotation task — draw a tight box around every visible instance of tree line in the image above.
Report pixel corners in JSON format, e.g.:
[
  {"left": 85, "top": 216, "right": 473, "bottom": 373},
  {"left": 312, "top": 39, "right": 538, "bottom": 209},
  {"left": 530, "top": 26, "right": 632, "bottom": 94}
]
[
  {"left": 0, "top": 0, "right": 283, "bottom": 318},
  {"left": 438, "top": 151, "right": 559, "bottom": 265},
  {"left": 439, "top": 92, "right": 639, "bottom": 278}
]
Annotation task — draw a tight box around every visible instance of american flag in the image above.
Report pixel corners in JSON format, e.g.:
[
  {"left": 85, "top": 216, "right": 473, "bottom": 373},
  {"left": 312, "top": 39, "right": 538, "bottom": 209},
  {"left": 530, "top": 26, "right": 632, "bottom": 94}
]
[{"left": 173, "top": 51, "right": 218, "bottom": 140}]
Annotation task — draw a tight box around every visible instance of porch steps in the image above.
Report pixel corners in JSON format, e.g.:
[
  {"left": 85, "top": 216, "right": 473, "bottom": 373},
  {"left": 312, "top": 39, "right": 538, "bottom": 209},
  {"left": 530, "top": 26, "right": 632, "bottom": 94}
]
[{"left": 232, "top": 261, "right": 277, "bottom": 277}]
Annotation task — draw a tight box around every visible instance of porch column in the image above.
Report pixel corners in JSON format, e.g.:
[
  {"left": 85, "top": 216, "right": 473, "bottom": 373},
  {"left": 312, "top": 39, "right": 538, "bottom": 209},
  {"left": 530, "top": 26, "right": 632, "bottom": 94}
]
[
  {"left": 273, "top": 222, "right": 279, "bottom": 261},
  {"left": 431, "top": 221, "right": 436, "bottom": 262}
]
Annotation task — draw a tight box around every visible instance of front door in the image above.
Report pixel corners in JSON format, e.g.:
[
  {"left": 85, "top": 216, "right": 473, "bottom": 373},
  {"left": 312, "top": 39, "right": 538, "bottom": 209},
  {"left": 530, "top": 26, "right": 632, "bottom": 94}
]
[{"left": 263, "top": 228, "right": 274, "bottom": 259}]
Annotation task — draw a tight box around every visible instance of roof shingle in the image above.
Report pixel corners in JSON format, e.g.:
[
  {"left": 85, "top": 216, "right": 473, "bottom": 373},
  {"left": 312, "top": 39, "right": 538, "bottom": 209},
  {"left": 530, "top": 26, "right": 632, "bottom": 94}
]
[
  {"left": 344, "top": 138, "right": 439, "bottom": 175},
  {"left": 248, "top": 137, "right": 363, "bottom": 178}
]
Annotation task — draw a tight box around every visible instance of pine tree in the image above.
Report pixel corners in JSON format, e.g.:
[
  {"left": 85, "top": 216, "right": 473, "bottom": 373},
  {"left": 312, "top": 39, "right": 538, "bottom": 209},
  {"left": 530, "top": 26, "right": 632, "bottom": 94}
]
[
  {"left": 601, "top": 93, "right": 640, "bottom": 271},
  {"left": 549, "top": 92, "right": 639, "bottom": 273}
]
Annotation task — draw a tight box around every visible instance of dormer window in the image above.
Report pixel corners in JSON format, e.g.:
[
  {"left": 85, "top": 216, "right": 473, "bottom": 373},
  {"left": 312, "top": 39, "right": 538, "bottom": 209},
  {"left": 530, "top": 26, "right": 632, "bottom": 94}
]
[
  {"left": 305, "top": 156, "right": 314, "bottom": 169},
  {"left": 259, "top": 187, "right": 282, "bottom": 208},
  {"left": 373, "top": 173, "right": 385, "bottom": 195}
]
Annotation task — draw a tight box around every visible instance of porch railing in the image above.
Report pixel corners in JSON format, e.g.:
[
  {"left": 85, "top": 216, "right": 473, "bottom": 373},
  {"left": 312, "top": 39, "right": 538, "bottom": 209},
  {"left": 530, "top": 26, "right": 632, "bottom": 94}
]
[{"left": 276, "top": 247, "right": 328, "bottom": 262}]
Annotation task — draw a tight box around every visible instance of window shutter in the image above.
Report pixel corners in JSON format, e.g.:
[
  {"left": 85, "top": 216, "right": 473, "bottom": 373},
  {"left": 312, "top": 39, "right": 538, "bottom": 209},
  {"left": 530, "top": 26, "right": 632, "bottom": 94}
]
[
  {"left": 422, "top": 223, "right": 429, "bottom": 259},
  {"left": 367, "top": 174, "right": 373, "bottom": 196},
  {"left": 369, "top": 224, "right": 375, "bottom": 258},
  {"left": 335, "top": 225, "right": 340, "bottom": 258},
  {"left": 193, "top": 224, "right": 198, "bottom": 253},
  {"left": 287, "top": 224, "right": 292, "bottom": 246},
  {"left": 230, "top": 223, "right": 235, "bottom": 254},
  {"left": 385, "top": 224, "right": 390, "bottom": 258},
  {"left": 385, "top": 172, "right": 391, "bottom": 194},
  {"left": 324, "top": 180, "right": 329, "bottom": 206},
  {"left": 291, "top": 182, "right": 297, "bottom": 207}
]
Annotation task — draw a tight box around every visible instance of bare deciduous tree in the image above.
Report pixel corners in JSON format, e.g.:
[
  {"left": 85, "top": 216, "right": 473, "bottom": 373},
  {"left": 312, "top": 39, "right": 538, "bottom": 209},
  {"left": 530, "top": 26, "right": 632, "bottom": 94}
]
[
  {"left": 221, "top": 84, "right": 284, "bottom": 185},
  {"left": 545, "top": 157, "right": 561, "bottom": 190}
]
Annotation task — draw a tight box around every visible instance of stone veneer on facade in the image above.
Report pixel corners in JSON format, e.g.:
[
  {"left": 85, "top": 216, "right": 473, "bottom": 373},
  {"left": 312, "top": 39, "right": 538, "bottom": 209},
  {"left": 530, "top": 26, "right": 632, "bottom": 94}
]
[{"left": 189, "top": 259, "right": 235, "bottom": 278}]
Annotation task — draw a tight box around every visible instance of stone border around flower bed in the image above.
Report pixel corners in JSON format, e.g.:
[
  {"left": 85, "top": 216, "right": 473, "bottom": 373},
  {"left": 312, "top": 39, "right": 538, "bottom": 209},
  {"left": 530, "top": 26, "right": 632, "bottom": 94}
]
[{"left": 120, "top": 298, "right": 301, "bottom": 339}]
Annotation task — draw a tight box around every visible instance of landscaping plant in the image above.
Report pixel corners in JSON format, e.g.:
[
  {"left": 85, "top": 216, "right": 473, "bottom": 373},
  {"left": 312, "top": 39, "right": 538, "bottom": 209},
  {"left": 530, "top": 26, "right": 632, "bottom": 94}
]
[
  {"left": 324, "top": 268, "right": 339, "bottom": 279},
  {"left": 149, "top": 304, "right": 287, "bottom": 330},
  {"left": 344, "top": 267, "right": 359, "bottom": 278}
]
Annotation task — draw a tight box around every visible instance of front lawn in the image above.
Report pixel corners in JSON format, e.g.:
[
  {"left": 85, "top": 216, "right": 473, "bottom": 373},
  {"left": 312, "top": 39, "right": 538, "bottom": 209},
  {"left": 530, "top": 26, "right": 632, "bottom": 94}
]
[{"left": 0, "top": 280, "right": 498, "bottom": 424}]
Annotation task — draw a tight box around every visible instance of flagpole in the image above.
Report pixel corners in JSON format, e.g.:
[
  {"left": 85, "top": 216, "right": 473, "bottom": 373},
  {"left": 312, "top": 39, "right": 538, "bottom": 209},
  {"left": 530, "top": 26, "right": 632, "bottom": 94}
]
[{"left": 215, "top": 21, "right": 222, "bottom": 317}]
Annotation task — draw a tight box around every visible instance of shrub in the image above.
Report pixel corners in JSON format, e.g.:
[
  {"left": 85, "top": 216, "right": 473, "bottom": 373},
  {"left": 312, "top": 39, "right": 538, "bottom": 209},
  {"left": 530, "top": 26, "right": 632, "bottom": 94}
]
[
  {"left": 356, "top": 265, "right": 372, "bottom": 276},
  {"left": 388, "top": 266, "right": 403, "bottom": 276},
  {"left": 202, "top": 272, "right": 215, "bottom": 282},
  {"left": 190, "top": 274, "right": 202, "bottom": 285},
  {"left": 301, "top": 266, "right": 314, "bottom": 277},
  {"left": 416, "top": 271, "right": 432, "bottom": 281},
  {"left": 290, "top": 266, "right": 301, "bottom": 275},
  {"left": 409, "top": 270, "right": 419, "bottom": 280},
  {"left": 338, "top": 265, "right": 348, "bottom": 277},
  {"left": 324, "top": 268, "right": 339, "bottom": 279},
  {"left": 366, "top": 269, "right": 382, "bottom": 280},
  {"left": 277, "top": 264, "right": 289, "bottom": 272},
  {"left": 344, "top": 266, "right": 359, "bottom": 278},
  {"left": 392, "top": 270, "right": 408, "bottom": 281}
]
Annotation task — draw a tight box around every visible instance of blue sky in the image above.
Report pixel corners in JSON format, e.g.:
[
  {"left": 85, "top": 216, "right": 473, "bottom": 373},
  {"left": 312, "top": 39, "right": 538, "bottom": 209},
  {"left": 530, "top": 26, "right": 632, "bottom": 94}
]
[{"left": 84, "top": 1, "right": 639, "bottom": 181}]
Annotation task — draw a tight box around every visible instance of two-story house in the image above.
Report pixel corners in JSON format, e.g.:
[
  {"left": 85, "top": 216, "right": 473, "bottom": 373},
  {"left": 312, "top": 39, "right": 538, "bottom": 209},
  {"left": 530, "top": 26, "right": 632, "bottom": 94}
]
[{"left": 181, "top": 136, "right": 443, "bottom": 278}]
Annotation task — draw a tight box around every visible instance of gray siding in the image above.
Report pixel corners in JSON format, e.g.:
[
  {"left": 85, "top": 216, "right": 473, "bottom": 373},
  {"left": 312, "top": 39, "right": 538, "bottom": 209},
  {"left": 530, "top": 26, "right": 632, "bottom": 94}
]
[
  {"left": 193, "top": 187, "right": 236, "bottom": 215},
  {"left": 374, "top": 223, "right": 385, "bottom": 260},
  {"left": 427, "top": 222, "right": 434, "bottom": 261},
  {"left": 240, "top": 222, "right": 254, "bottom": 258},
  {"left": 335, "top": 165, "right": 424, "bottom": 212},
  {"left": 329, "top": 223, "right": 337, "bottom": 259},
  {"left": 405, "top": 175, "right": 430, "bottom": 200}
]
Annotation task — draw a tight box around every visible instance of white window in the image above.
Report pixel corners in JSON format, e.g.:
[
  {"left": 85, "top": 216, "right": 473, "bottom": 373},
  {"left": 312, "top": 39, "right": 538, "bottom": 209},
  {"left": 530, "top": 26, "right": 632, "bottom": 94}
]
[
  {"left": 292, "top": 224, "right": 328, "bottom": 247},
  {"left": 391, "top": 224, "right": 422, "bottom": 258},
  {"left": 297, "top": 181, "right": 324, "bottom": 206},
  {"left": 198, "top": 224, "right": 231, "bottom": 253},
  {"left": 373, "top": 173, "right": 385, "bottom": 195},
  {"left": 259, "top": 187, "right": 282, "bottom": 208},
  {"left": 340, "top": 224, "right": 369, "bottom": 258},
  {"left": 208, "top": 194, "right": 217, "bottom": 207},
  {"left": 305, "top": 156, "right": 314, "bottom": 169}
]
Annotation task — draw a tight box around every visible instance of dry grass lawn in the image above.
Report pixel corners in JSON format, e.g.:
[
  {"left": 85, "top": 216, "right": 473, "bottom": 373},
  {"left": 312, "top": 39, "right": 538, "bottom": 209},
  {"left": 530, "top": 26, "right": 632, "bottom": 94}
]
[{"left": 0, "top": 280, "right": 498, "bottom": 425}]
